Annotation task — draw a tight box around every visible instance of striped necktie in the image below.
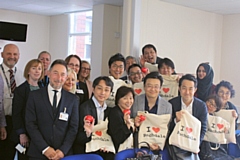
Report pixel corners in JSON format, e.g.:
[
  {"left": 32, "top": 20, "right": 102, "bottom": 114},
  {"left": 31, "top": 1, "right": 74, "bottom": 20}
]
[{"left": 9, "top": 69, "right": 16, "bottom": 93}]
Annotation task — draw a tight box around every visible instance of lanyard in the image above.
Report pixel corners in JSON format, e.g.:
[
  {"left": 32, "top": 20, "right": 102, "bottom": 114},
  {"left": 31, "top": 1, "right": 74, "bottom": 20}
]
[{"left": 0, "top": 64, "right": 16, "bottom": 97}]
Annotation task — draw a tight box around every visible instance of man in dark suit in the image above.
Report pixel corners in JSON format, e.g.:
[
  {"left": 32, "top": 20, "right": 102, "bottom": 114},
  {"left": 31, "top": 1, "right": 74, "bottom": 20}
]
[
  {"left": 73, "top": 76, "right": 114, "bottom": 160},
  {"left": 168, "top": 74, "right": 208, "bottom": 160},
  {"left": 25, "top": 59, "right": 79, "bottom": 160},
  {"left": 140, "top": 44, "right": 162, "bottom": 67}
]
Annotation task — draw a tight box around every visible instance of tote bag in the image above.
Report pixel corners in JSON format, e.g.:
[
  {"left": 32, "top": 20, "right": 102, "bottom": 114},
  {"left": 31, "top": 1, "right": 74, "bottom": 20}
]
[
  {"left": 169, "top": 110, "right": 201, "bottom": 153},
  {"left": 85, "top": 119, "right": 116, "bottom": 153},
  {"left": 160, "top": 75, "right": 179, "bottom": 101},
  {"left": 138, "top": 111, "right": 171, "bottom": 150},
  {"left": 132, "top": 82, "right": 145, "bottom": 96},
  {"left": 214, "top": 110, "right": 236, "bottom": 144},
  {"left": 204, "top": 114, "right": 230, "bottom": 144}
]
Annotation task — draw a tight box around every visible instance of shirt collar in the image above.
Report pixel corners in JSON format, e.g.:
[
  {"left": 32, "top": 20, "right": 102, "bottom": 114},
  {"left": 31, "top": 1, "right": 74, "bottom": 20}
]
[
  {"left": 181, "top": 98, "right": 194, "bottom": 108},
  {"left": 2, "top": 62, "right": 16, "bottom": 73},
  {"left": 47, "top": 84, "right": 62, "bottom": 93},
  {"left": 92, "top": 96, "right": 107, "bottom": 110}
]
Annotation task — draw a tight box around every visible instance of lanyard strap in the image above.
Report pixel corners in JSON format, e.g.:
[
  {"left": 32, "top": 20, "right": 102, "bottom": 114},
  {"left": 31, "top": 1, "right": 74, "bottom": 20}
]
[{"left": 0, "top": 64, "right": 16, "bottom": 95}]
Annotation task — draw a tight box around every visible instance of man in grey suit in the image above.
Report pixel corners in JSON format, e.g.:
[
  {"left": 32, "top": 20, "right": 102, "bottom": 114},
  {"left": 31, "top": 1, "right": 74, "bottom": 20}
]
[
  {"left": 132, "top": 72, "right": 172, "bottom": 152},
  {"left": 25, "top": 59, "right": 79, "bottom": 160}
]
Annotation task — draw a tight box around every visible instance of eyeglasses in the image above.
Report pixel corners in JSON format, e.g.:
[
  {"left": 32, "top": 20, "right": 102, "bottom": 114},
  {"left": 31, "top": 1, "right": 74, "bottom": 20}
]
[
  {"left": 218, "top": 90, "right": 230, "bottom": 97},
  {"left": 112, "top": 64, "right": 124, "bottom": 69},
  {"left": 129, "top": 72, "right": 142, "bottom": 77},
  {"left": 68, "top": 63, "right": 80, "bottom": 68},
  {"left": 82, "top": 67, "right": 91, "bottom": 71},
  {"left": 145, "top": 84, "right": 160, "bottom": 90},
  {"left": 207, "top": 100, "right": 216, "bottom": 108}
]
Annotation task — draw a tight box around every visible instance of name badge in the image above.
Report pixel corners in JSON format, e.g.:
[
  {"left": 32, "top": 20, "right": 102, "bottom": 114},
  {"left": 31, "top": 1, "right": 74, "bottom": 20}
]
[
  {"left": 59, "top": 108, "right": 69, "bottom": 121},
  {"left": 15, "top": 144, "right": 26, "bottom": 154},
  {"left": 76, "top": 89, "right": 84, "bottom": 94}
]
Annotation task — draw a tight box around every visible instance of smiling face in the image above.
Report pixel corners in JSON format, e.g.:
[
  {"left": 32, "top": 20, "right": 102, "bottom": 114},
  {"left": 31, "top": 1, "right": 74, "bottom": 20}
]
[
  {"left": 118, "top": 92, "right": 134, "bottom": 111},
  {"left": 93, "top": 80, "right": 111, "bottom": 106},
  {"left": 159, "top": 63, "right": 174, "bottom": 76},
  {"left": 63, "top": 72, "right": 76, "bottom": 92},
  {"left": 143, "top": 47, "right": 157, "bottom": 64},
  {"left": 38, "top": 53, "right": 51, "bottom": 71},
  {"left": 206, "top": 99, "right": 217, "bottom": 114},
  {"left": 217, "top": 86, "right": 231, "bottom": 105},
  {"left": 129, "top": 66, "right": 143, "bottom": 84},
  {"left": 197, "top": 66, "right": 206, "bottom": 79},
  {"left": 28, "top": 63, "right": 43, "bottom": 81},
  {"left": 1, "top": 44, "right": 20, "bottom": 69},
  {"left": 179, "top": 79, "right": 197, "bottom": 104},
  {"left": 48, "top": 64, "right": 67, "bottom": 90},
  {"left": 109, "top": 61, "right": 124, "bottom": 79},
  {"left": 80, "top": 62, "right": 91, "bottom": 79},
  {"left": 144, "top": 78, "right": 161, "bottom": 99},
  {"left": 67, "top": 57, "right": 80, "bottom": 74}
]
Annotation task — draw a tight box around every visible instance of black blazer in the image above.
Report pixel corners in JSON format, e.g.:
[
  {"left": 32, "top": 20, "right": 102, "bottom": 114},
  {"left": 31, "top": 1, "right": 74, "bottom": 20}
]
[
  {"left": 73, "top": 99, "right": 111, "bottom": 154},
  {"left": 25, "top": 87, "right": 79, "bottom": 159},
  {"left": 11, "top": 81, "right": 42, "bottom": 143},
  {"left": 107, "top": 106, "right": 133, "bottom": 152},
  {"left": 169, "top": 96, "right": 208, "bottom": 144}
]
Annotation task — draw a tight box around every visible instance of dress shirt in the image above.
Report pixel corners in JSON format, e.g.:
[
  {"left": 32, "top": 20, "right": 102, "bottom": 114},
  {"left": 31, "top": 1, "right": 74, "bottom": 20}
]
[
  {"left": 144, "top": 96, "right": 159, "bottom": 114},
  {"left": 92, "top": 96, "right": 107, "bottom": 121},
  {"left": 47, "top": 84, "right": 62, "bottom": 108},
  {"left": 0, "top": 63, "right": 24, "bottom": 115},
  {"left": 181, "top": 98, "right": 193, "bottom": 115}
]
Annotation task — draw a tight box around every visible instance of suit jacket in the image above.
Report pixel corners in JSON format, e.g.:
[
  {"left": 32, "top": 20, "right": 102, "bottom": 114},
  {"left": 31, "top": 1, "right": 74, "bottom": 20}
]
[
  {"left": 25, "top": 87, "right": 79, "bottom": 159},
  {"left": 73, "top": 99, "right": 111, "bottom": 154},
  {"left": 131, "top": 94, "right": 172, "bottom": 118},
  {"left": 12, "top": 81, "right": 42, "bottom": 143},
  {"left": 0, "top": 73, "right": 6, "bottom": 127},
  {"left": 107, "top": 106, "right": 133, "bottom": 152},
  {"left": 169, "top": 96, "right": 208, "bottom": 143}
]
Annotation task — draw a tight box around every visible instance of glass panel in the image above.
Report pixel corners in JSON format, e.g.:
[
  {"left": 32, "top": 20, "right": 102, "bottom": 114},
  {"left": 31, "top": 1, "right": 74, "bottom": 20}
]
[{"left": 69, "top": 11, "right": 92, "bottom": 34}]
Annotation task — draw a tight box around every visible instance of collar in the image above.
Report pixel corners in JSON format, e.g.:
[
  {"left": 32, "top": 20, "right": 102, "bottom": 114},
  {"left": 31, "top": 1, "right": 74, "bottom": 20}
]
[
  {"left": 92, "top": 96, "right": 107, "bottom": 109},
  {"left": 181, "top": 98, "right": 194, "bottom": 108},
  {"left": 47, "top": 84, "right": 62, "bottom": 93},
  {"left": 1, "top": 63, "right": 16, "bottom": 73},
  {"left": 145, "top": 95, "right": 159, "bottom": 106}
]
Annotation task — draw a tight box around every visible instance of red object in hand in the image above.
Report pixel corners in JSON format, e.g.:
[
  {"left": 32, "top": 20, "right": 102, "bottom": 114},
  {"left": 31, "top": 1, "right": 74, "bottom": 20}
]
[
  {"left": 85, "top": 115, "right": 94, "bottom": 123},
  {"left": 123, "top": 109, "right": 131, "bottom": 115},
  {"left": 141, "top": 67, "right": 148, "bottom": 73},
  {"left": 139, "top": 115, "right": 146, "bottom": 122}
]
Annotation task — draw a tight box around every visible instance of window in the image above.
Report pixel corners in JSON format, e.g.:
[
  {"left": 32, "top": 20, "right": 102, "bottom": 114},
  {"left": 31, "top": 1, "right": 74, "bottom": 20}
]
[{"left": 68, "top": 10, "right": 92, "bottom": 62}]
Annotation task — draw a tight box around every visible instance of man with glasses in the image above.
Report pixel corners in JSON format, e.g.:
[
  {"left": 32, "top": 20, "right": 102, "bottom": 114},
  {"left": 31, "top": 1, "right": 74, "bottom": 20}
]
[{"left": 128, "top": 64, "right": 143, "bottom": 84}]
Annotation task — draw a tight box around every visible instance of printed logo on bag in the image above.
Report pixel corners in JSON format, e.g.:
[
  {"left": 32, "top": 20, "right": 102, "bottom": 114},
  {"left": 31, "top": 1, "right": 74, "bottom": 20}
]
[
  {"left": 208, "top": 123, "right": 225, "bottom": 133},
  {"left": 177, "top": 125, "right": 196, "bottom": 141},
  {"left": 95, "top": 131, "right": 102, "bottom": 136},
  {"left": 143, "top": 126, "right": 165, "bottom": 138},
  {"left": 134, "top": 88, "right": 142, "bottom": 94},
  {"left": 162, "top": 88, "right": 170, "bottom": 93},
  {"left": 160, "top": 93, "right": 175, "bottom": 99}
]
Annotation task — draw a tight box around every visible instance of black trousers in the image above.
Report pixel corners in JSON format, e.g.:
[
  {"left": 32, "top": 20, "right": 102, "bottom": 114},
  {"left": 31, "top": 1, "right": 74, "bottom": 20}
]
[{"left": 0, "top": 116, "right": 16, "bottom": 160}]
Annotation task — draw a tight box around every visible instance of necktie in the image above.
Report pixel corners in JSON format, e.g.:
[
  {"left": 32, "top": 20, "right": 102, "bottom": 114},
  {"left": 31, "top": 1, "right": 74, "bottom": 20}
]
[
  {"left": 53, "top": 90, "right": 58, "bottom": 108},
  {"left": 9, "top": 69, "right": 16, "bottom": 93}
]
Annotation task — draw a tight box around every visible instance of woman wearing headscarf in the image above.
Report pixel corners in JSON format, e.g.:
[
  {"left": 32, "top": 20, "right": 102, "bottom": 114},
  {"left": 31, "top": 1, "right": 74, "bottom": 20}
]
[{"left": 195, "top": 63, "right": 215, "bottom": 101}]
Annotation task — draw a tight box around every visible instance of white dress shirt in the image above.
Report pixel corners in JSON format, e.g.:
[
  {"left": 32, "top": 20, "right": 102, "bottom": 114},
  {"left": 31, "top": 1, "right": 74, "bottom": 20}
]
[
  {"left": 47, "top": 84, "right": 62, "bottom": 107},
  {"left": 181, "top": 98, "right": 194, "bottom": 115},
  {"left": 92, "top": 96, "right": 107, "bottom": 121}
]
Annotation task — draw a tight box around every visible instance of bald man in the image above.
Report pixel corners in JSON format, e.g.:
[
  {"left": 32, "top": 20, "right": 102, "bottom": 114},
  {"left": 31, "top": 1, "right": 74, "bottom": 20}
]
[{"left": 0, "top": 44, "right": 24, "bottom": 159}]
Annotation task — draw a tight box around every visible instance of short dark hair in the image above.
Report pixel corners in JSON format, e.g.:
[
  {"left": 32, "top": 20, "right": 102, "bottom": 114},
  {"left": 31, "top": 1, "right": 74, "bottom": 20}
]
[
  {"left": 65, "top": 55, "right": 82, "bottom": 73},
  {"left": 108, "top": 53, "right": 126, "bottom": 69},
  {"left": 92, "top": 76, "right": 114, "bottom": 92},
  {"left": 142, "top": 44, "right": 157, "bottom": 55},
  {"left": 158, "top": 58, "right": 175, "bottom": 70},
  {"left": 215, "top": 80, "right": 235, "bottom": 98},
  {"left": 205, "top": 94, "right": 223, "bottom": 112},
  {"left": 143, "top": 71, "right": 163, "bottom": 86},
  {"left": 179, "top": 74, "right": 197, "bottom": 88},
  {"left": 127, "top": 64, "right": 142, "bottom": 74},
  {"left": 115, "top": 86, "right": 135, "bottom": 106},
  {"left": 50, "top": 59, "right": 68, "bottom": 71}
]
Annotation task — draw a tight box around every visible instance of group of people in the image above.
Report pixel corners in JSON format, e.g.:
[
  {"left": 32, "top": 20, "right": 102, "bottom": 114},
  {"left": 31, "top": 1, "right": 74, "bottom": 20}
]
[{"left": 0, "top": 43, "right": 238, "bottom": 160}]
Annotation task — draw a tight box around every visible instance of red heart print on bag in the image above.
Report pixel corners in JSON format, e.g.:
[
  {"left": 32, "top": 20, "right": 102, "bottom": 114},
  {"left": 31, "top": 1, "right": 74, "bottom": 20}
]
[
  {"left": 217, "top": 124, "right": 224, "bottom": 130},
  {"left": 152, "top": 127, "right": 160, "bottom": 133},
  {"left": 186, "top": 127, "right": 193, "bottom": 133},
  {"left": 162, "top": 88, "right": 170, "bottom": 93},
  {"left": 134, "top": 89, "right": 142, "bottom": 94},
  {"left": 95, "top": 131, "right": 102, "bottom": 136}
]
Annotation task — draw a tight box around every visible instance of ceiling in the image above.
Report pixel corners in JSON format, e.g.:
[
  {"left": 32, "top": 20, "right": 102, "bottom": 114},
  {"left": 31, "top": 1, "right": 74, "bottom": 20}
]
[{"left": 0, "top": 0, "right": 240, "bottom": 16}]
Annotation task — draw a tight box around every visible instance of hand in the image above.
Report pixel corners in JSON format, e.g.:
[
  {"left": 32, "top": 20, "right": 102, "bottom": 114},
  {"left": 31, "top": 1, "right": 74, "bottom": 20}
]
[
  {"left": 43, "top": 147, "right": 56, "bottom": 160},
  {"left": 232, "top": 110, "right": 238, "bottom": 118},
  {"left": 0, "top": 127, "right": 7, "bottom": 140},
  {"left": 52, "top": 149, "right": 64, "bottom": 160},
  {"left": 100, "top": 147, "right": 109, "bottom": 153},
  {"left": 134, "top": 116, "right": 142, "bottom": 127},
  {"left": 176, "top": 111, "right": 184, "bottom": 122},
  {"left": 150, "top": 143, "right": 160, "bottom": 150},
  {"left": 140, "top": 55, "right": 146, "bottom": 67},
  {"left": 124, "top": 112, "right": 132, "bottom": 129},
  {"left": 84, "top": 118, "right": 95, "bottom": 137},
  {"left": 20, "top": 134, "right": 29, "bottom": 147}
]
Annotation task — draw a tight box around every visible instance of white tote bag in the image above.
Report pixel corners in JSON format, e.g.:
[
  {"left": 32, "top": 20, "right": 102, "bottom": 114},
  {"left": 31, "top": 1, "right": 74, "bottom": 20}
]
[
  {"left": 204, "top": 114, "right": 230, "bottom": 144},
  {"left": 169, "top": 110, "right": 201, "bottom": 153},
  {"left": 214, "top": 110, "right": 236, "bottom": 144},
  {"left": 138, "top": 111, "right": 171, "bottom": 150},
  {"left": 160, "top": 75, "right": 179, "bottom": 101},
  {"left": 118, "top": 119, "right": 134, "bottom": 152},
  {"left": 85, "top": 119, "right": 116, "bottom": 153},
  {"left": 132, "top": 82, "right": 145, "bottom": 96}
]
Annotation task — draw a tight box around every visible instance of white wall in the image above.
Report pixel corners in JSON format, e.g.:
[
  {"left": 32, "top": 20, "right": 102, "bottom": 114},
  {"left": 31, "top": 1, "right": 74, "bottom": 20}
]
[
  {"left": 221, "top": 14, "right": 240, "bottom": 106},
  {"left": 0, "top": 9, "right": 50, "bottom": 69},
  {"left": 138, "top": 0, "right": 223, "bottom": 84}
]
